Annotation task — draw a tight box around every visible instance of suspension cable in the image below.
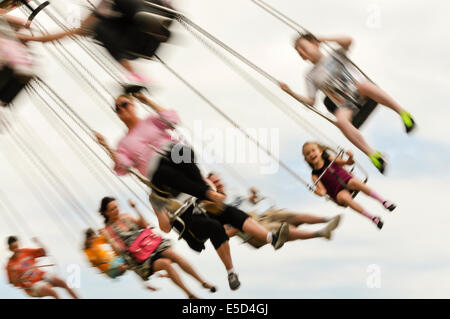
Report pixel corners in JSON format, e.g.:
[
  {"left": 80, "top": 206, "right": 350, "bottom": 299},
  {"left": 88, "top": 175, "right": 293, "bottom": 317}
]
[
  {"left": 249, "top": 0, "right": 374, "bottom": 82},
  {"left": 155, "top": 55, "right": 313, "bottom": 189},
  {"left": 31, "top": 78, "right": 153, "bottom": 210}
]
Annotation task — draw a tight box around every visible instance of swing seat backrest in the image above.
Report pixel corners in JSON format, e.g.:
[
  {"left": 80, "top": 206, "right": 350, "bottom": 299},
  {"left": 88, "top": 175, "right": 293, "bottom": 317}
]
[
  {"left": 351, "top": 98, "right": 378, "bottom": 129},
  {"left": 26, "top": 1, "right": 50, "bottom": 23}
]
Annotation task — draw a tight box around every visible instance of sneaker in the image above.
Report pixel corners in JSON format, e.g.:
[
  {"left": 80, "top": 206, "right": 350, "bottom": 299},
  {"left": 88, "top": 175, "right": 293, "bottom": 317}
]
[
  {"left": 369, "top": 152, "right": 387, "bottom": 175},
  {"left": 202, "top": 282, "right": 217, "bottom": 293},
  {"left": 383, "top": 201, "right": 396, "bottom": 212},
  {"left": 228, "top": 272, "right": 241, "bottom": 291},
  {"left": 321, "top": 215, "right": 342, "bottom": 240},
  {"left": 271, "top": 222, "right": 289, "bottom": 250},
  {"left": 400, "top": 111, "right": 416, "bottom": 134},
  {"left": 372, "top": 217, "right": 384, "bottom": 230}
]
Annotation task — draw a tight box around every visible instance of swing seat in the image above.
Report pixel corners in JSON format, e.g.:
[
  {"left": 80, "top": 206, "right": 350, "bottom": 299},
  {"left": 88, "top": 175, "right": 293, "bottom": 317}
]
[
  {"left": 25, "top": 1, "right": 50, "bottom": 23},
  {"left": 323, "top": 96, "right": 378, "bottom": 129},
  {"left": 348, "top": 165, "right": 368, "bottom": 199},
  {"left": 0, "top": 65, "right": 32, "bottom": 105}
]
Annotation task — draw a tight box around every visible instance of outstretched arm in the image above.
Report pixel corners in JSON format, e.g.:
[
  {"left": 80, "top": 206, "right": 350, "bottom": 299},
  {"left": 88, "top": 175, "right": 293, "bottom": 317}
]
[
  {"left": 31, "top": 237, "right": 47, "bottom": 256},
  {"left": 1, "top": 13, "right": 30, "bottom": 29},
  {"left": 332, "top": 150, "right": 355, "bottom": 167},
  {"left": 280, "top": 82, "right": 315, "bottom": 106},
  {"left": 16, "top": 28, "right": 82, "bottom": 43},
  {"left": 93, "top": 132, "right": 119, "bottom": 164},
  {"left": 317, "top": 35, "right": 353, "bottom": 51},
  {"left": 128, "top": 200, "right": 149, "bottom": 228}
]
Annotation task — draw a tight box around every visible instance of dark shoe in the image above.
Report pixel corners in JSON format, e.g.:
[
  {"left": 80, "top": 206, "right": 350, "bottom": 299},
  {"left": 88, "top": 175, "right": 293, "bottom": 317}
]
[
  {"left": 202, "top": 282, "right": 217, "bottom": 293},
  {"left": 271, "top": 222, "right": 289, "bottom": 250},
  {"left": 372, "top": 217, "right": 384, "bottom": 230},
  {"left": 228, "top": 272, "right": 241, "bottom": 291},
  {"left": 383, "top": 201, "right": 396, "bottom": 212}
]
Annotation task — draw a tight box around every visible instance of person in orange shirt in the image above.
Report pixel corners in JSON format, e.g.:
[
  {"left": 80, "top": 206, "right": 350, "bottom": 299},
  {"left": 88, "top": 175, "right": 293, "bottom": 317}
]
[
  {"left": 84, "top": 228, "right": 164, "bottom": 291},
  {"left": 6, "top": 236, "right": 79, "bottom": 299},
  {"left": 84, "top": 228, "right": 127, "bottom": 279}
]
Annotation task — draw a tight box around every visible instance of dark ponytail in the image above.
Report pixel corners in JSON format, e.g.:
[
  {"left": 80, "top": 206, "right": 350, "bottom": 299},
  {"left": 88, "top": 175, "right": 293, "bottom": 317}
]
[{"left": 99, "top": 197, "right": 116, "bottom": 224}]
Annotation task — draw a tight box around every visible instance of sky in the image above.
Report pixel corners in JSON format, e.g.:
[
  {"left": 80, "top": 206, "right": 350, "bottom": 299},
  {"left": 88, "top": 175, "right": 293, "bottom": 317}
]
[{"left": 0, "top": 0, "right": 450, "bottom": 299}]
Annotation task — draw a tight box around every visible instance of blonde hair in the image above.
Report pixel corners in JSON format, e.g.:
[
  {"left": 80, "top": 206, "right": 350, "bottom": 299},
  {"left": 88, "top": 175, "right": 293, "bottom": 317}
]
[{"left": 302, "top": 141, "right": 335, "bottom": 169}]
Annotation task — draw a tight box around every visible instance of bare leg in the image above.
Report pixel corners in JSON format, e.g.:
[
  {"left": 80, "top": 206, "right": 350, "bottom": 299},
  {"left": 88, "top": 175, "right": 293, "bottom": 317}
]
[
  {"left": 334, "top": 108, "right": 375, "bottom": 156},
  {"left": 49, "top": 276, "right": 79, "bottom": 299},
  {"left": 215, "top": 241, "right": 234, "bottom": 271},
  {"left": 290, "top": 214, "right": 328, "bottom": 226},
  {"left": 153, "top": 258, "right": 197, "bottom": 299},
  {"left": 336, "top": 191, "right": 373, "bottom": 222},
  {"left": 241, "top": 218, "right": 270, "bottom": 243},
  {"left": 160, "top": 249, "right": 213, "bottom": 289},
  {"left": 357, "top": 82, "right": 404, "bottom": 114},
  {"left": 287, "top": 226, "right": 320, "bottom": 241},
  {"left": 35, "top": 284, "right": 59, "bottom": 299},
  {"left": 347, "top": 178, "right": 375, "bottom": 196}
]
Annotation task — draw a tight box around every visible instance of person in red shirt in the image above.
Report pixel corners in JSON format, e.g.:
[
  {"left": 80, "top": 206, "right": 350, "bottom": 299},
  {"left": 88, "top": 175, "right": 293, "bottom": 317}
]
[{"left": 6, "top": 236, "right": 79, "bottom": 299}]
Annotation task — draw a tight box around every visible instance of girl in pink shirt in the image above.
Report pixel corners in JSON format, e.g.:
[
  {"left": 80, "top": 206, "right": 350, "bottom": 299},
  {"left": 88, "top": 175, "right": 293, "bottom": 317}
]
[
  {"left": 95, "top": 92, "right": 225, "bottom": 206},
  {"left": 0, "top": 14, "right": 35, "bottom": 106}
]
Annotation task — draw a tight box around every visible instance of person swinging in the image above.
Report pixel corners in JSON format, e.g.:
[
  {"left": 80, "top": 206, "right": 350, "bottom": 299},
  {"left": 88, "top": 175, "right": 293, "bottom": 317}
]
[{"left": 280, "top": 33, "right": 416, "bottom": 174}]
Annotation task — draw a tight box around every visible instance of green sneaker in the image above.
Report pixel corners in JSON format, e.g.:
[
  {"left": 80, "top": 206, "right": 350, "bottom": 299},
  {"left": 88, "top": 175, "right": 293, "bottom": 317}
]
[
  {"left": 369, "top": 152, "right": 387, "bottom": 175},
  {"left": 400, "top": 111, "right": 416, "bottom": 134}
]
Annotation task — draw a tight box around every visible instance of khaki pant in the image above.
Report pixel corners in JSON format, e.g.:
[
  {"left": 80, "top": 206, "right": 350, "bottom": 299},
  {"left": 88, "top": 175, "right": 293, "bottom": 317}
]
[{"left": 237, "top": 209, "right": 298, "bottom": 249}]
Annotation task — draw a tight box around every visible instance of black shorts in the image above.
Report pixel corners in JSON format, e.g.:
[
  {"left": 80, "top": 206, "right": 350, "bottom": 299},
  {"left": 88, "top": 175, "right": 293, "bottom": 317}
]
[
  {"left": 0, "top": 66, "right": 31, "bottom": 105},
  {"left": 175, "top": 206, "right": 229, "bottom": 252},
  {"left": 208, "top": 205, "right": 249, "bottom": 232},
  {"left": 94, "top": 18, "right": 161, "bottom": 61}
]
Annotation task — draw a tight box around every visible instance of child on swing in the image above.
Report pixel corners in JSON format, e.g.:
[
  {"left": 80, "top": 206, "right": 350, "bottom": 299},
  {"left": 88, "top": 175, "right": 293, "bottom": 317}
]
[
  {"left": 302, "top": 141, "right": 396, "bottom": 229},
  {"left": 281, "top": 33, "right": 416, "bottom": 174}
]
